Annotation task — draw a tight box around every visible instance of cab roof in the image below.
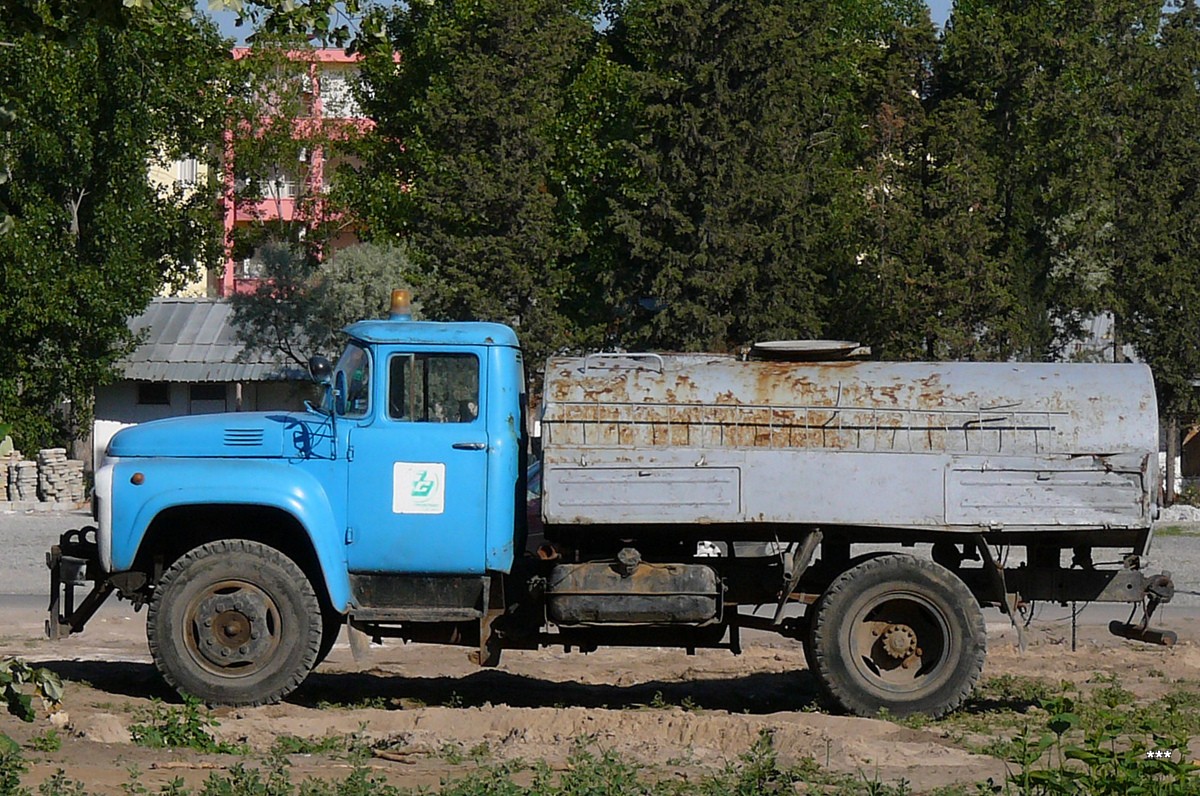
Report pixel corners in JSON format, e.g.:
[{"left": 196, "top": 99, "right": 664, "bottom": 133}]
[{"left": 344, "top": 319, "right": 519, "bottom": 347}]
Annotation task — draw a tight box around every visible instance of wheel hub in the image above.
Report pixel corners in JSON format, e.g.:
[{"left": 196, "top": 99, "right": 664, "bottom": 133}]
[
  {"left": 193, "top": 590, "right": 274, "bottom": 668},
  {"left": 881, "top": 624, "right": 917, "bottom": 660}
]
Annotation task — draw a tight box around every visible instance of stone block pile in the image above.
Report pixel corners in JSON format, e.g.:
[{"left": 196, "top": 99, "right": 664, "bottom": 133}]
[
  {"left": 37, "top": 448, "right": 86, "bottom": 503},
  {"left": 2, "top": 448, "right": 86, "bottom": 504},
  {"left": 7, "top": 457, "right": 38, "bottom": 501},
  {"left": 0, "top": 451, "right": 22, "bottom": 501}
]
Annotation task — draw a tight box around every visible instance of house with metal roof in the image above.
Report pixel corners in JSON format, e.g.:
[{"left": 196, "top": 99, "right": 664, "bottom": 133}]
[{"left": 91, "top": 297, "right": 311, "bottom": 466}]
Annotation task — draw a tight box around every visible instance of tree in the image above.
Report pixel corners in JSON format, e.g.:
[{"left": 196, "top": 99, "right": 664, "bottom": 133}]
[
  {"left": 830, "top": 2, "right": 1019, "bottom": 361},
  {"left": 1, "top": 0, "right": 380, "bottom": 46},
  {"left": 912, "top": 97, "right": 1017, "bottom": 359},
  {"left": 602, "top": 0, "right": 885, "bottom": 352},
  {"left": 230, "top": 241, "right": 419, "bottom": 365},
  {"left": 936, "top": 0, "right": 1162, "bottom": 358},
  {"left": 346, "top": 0, "right": 609, "bottom": 371},
  {"left": 0, "top": 2, "right": 229, "bottom": 449},
  {"left": 1114, "top": 0, "right": 1200, "bottom": 420},
  {"left": 0, "top": 1, "right": 364, "bottom": 240},
  {"left": 207, "top": 0, "right": 385, "bottom": 47}
]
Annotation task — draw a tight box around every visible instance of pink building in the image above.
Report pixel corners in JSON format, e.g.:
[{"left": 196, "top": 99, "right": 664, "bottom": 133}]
[{"left": 220, "top": 48, "right": 372, "bottom": 297}]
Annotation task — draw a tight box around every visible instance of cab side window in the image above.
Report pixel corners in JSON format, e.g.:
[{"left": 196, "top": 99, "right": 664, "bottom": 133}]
[{"left": 389, "top": 353, "right": 479, "bottom": 423}]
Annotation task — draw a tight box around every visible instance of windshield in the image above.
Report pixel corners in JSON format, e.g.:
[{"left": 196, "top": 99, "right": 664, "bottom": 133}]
[{"left": 327, "top": 343, "right": 371, "bottom": 418}]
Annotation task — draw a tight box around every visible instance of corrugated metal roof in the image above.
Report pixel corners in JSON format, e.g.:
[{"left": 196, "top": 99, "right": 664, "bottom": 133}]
[{"left": 120, "top": 298, "right": 306, "bottom": 383}]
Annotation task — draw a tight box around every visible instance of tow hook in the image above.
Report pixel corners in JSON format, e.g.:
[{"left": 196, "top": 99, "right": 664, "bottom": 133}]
[{"left": 46, "top": 527, "right": 113, "bottom": 640}]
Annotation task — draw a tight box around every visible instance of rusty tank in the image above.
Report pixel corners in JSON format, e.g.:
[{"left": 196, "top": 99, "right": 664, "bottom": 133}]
[{"left": 539, "top": 352, "right": 1157, "bottom": 537}]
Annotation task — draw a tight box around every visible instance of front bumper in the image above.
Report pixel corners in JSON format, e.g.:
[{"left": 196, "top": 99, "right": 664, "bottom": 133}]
[{"left": 46, "top": 527, "right": 113, "bottom": 640}]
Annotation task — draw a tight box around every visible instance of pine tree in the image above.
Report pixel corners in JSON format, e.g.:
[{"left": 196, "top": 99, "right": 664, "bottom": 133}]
[
  {"left": 1115, "top": 0, "right": 1200, "bottom": 419},
  {"left": 936, "top": 0, "right": 1161, "bottom": 359},
  {"left": 825, "top": 0, "right": 1017, "bottom": 361},
  {"left": 604, "top": 0, "right": 882, "bottom": 352}
]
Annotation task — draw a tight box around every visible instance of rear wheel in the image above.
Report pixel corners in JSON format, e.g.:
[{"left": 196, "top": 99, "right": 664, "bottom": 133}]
[
  {"left": 808, "top": 554, "right": 985, "bottom": 718},
  {"left": 147, "top": 539, "right": 322, "bottom": 706}
]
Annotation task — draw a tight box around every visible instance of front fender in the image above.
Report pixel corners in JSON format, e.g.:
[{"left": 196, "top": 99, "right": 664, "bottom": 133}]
[{"left": 108, "top": 459, "right": 351, "bottom": 611}]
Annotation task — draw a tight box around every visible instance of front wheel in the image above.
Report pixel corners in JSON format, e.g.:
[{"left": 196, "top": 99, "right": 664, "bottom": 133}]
[
  {"left": 314, "top": 609, "right": 344, "bottom": 668},
  {"left": 147, "top": 540, "right": 323, "bottom": 706},
  {"left": 807, "top": 554, "right": 985, "bottom": 718}
]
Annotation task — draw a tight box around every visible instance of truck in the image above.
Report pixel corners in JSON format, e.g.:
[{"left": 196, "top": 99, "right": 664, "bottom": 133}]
[{"left": 48, "top": 291, "right": 1176, "bottom": 718}]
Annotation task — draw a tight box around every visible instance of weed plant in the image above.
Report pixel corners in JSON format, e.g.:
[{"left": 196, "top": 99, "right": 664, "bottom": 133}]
[
  {"left": 27, "top": 731, "right": 60, "bottom": 754},
  {"left": 891, "top": 672, "right": 1200, "bottom": 794},
  {"left": 0, "top": 742, "right": 28, "bottom": 796},
  {"left": 127, "top": 698, "right": 243, "bottom": 755},
  {"left": 1, "top": 659, "right": 63, "bottom": 723},
  {"left": 996, "top": 687, "right": 1200, "bottom": 794}
]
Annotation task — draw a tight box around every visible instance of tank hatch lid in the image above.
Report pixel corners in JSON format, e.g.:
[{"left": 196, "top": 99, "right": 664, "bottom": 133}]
[{"left": 748, "top": 340, "right": 871, "bottom": 361}]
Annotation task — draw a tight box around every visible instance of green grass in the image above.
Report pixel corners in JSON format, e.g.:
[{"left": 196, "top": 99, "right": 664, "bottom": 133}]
[
  {"left": 269, "top": 732, "right": 354, "bottom": 757},
  {"left": 1152, "top": 525, "right": 1200, "bottom": 537},
  {"left": 314, "top": 695, "right": 390, "bottom": 711}
]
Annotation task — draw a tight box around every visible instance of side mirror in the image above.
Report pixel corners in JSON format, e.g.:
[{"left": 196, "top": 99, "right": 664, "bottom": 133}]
[
  {"left": 333, "top": 370, "right": 348, "bottom": 416},
  {"left": 308, "top": 355, "right": 333, "bottom": 384}
]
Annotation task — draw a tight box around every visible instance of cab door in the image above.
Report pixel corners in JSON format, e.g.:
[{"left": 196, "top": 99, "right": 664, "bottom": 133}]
[{"left": 345, "top": 348, "right": 489, "bottom": 574}]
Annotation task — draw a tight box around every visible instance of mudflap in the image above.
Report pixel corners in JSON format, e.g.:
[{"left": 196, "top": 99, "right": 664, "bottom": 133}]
[{"left": 46, "top": 527, "right": 113, "bottom": 639}]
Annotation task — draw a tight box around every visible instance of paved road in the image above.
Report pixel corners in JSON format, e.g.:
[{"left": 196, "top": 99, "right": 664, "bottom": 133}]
[{"left": 0, "top": 507, "right": 91, "bottom": 596}]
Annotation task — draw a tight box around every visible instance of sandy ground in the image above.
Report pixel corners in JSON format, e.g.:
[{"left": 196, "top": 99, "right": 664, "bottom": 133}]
[{"left": 2, "top": 596, "right": 1200, "bottom": 794}]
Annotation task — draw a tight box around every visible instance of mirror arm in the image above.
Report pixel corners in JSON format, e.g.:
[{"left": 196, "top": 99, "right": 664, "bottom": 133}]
[{"left": 329, "top": 388, "right": 339, "bottom": 459}]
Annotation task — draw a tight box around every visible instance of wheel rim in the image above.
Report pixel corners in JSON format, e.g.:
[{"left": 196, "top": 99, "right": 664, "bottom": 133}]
[
  {"left": 183, "top": 579, "right": 283, "bottom": 678},
  {"left": 847, "top": 590, "right": 951, "bottom": 697}
]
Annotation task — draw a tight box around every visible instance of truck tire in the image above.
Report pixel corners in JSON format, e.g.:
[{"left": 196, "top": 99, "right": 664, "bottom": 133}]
[
  {"left": 147, "top": 539, "right": 322, "bottom": 706},
  {"left": 807, "top": 554, "right": 985, "bottom": 718},
  {"left": 314, "top": 610, "right": 343, "bottom": 668}
]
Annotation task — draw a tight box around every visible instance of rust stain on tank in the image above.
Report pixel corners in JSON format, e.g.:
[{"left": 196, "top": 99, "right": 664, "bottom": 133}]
[
  {"left": 876, "top": 384, "right": 901, "bottom": 405},
  {"left": 917, "top": 372, "right": 948, "bottom": 406}
]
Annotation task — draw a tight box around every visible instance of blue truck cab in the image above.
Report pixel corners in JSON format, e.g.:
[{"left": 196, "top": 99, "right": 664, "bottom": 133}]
[{"left": 48, "top": 293, "right": 528, "bottom": 705}]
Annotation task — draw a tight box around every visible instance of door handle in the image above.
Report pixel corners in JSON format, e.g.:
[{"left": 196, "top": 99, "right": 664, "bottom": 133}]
[{"left": 452, "top": 441, "right": 487, "bottom": 451}]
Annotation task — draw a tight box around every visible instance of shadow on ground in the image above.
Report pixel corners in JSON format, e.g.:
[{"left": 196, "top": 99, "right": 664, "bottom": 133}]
[
  {"left": 295, "top": 667, "right": 822, "bottom": 713},
  {"left": 34, "top": 659, "right": 822, "bottom": 714},
  {"left": 38, "top": 660, "right": 176, "bottom": 701}
]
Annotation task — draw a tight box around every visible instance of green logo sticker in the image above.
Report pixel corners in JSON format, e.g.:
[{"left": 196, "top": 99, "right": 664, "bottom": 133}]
[{"left": 393, "top": 462, "right": 446, "bottom": 514}]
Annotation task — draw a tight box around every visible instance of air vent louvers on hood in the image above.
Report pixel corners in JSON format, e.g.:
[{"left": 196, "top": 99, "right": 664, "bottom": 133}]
[{"left": 223, "top": 428, "right": 265, "bottom": 447}]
